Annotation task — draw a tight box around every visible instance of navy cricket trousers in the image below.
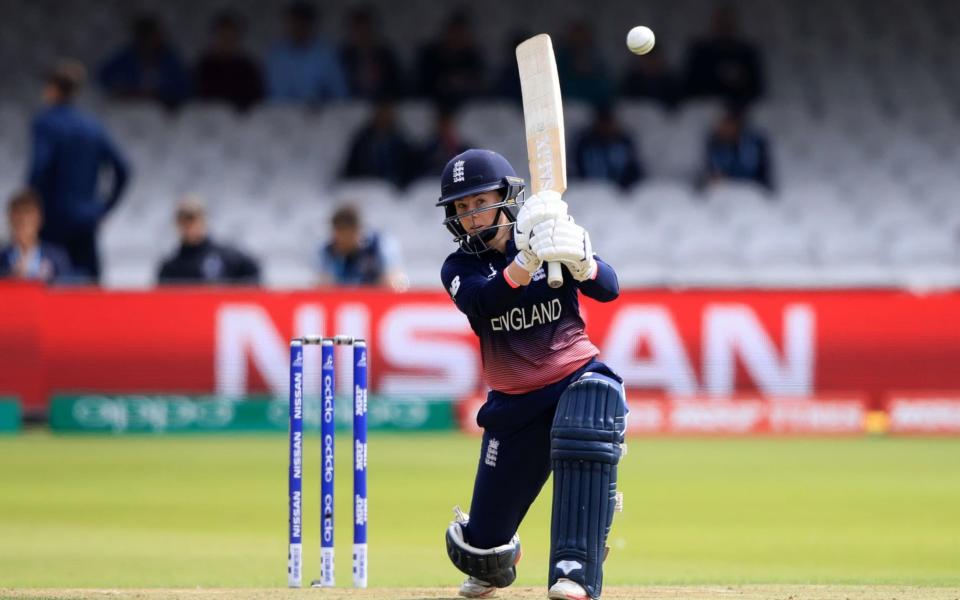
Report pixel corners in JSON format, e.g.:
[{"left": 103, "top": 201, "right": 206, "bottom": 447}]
[{"left": 462, "top": 359, "right": 622, "bottom": 549}]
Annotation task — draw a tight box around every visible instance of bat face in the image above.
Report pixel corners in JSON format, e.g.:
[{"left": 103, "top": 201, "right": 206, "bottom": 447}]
[
  {"left": 517, "top": 33, "right": 567, "bottom": 288},
  {"left": 516, "top": 34, "right": 567, "bottom": 196}
]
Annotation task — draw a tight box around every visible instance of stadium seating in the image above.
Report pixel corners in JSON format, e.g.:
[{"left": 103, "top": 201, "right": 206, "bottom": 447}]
[{"left": 0, "top": 0, "right": 957, "bottom": 289}]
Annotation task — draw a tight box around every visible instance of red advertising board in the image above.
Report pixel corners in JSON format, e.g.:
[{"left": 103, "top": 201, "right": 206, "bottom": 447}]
[
  {"left": 2, "top": 282, "right": 959, "bottom": 420},
  {"left": 626, "top": 396, "right": 868, "bottom": 435},
  {"left": 884, "top": 392, "right": 960, "bottom": 434},
  {"left": 458, "top": 394, "right": 869, "bottom": 435}
]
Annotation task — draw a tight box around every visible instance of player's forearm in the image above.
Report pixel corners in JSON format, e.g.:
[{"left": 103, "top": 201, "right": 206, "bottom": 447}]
[{"left": 504, "top": 260, "right": 533, "bottom": 287}]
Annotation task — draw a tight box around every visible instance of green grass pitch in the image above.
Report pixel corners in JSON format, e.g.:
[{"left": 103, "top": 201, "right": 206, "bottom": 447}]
[{"left": 1, "top": 432, "right": 958, "bottom": 590}]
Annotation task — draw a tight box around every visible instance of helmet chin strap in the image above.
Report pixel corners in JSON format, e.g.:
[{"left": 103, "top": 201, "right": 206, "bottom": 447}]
[{"left": 478, "top": 207, "right": 505, "bottom": 242}]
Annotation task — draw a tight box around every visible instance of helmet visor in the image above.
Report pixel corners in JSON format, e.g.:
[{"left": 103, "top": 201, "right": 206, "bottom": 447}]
[{"left": 441, "top": 179, "right": 525, "bottom": 254}]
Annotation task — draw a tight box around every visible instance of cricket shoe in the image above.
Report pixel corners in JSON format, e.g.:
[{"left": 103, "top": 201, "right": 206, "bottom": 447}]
[
  {"left": 459, "top": 576, "right": 497, "bottom": 598},
  {"left": 547, "top": 577, "right": 590, "bottom": 600}
]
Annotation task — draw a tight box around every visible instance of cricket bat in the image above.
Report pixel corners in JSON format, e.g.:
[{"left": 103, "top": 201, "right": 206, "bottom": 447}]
[{"left": 516, "top": 33, "right": 567, "bottom": 289}]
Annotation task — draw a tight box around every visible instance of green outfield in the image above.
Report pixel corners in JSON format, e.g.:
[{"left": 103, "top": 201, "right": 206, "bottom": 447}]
[{"left": 1, "top": 433, "right": 959, "bottom": 592}]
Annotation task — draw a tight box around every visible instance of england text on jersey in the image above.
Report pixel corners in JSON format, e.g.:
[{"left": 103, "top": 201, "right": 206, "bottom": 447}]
[{"left": 490, "top": 298, "right": 562, "bottom": 332}]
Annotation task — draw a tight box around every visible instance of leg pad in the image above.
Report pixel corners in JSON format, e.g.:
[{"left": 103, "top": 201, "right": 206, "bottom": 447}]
[{"left": 549, "top": 375, "right": 627, "bottom": 599}]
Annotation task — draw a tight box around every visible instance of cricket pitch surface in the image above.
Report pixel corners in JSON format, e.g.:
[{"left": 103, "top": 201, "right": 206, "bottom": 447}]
[{"left": 3, "top": 586, "right": 960, "bottom": 600}]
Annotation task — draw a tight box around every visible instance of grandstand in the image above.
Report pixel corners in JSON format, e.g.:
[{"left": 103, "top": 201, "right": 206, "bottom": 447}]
[{"left": 0, "top": 0, "right": 957, "bottom": 289}]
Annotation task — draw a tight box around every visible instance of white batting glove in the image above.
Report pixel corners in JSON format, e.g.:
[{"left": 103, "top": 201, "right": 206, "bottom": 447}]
[
  {"left": 532, "top": 217, "right": 597, "bottom": 281},
  {"left": 563, "top": 245, "right": 597, "bottom": 281},
  {"left": 515, "top": 190, "right": 568, "bottom": 236},
  {"left": 530, "top": 216, "right": 581, "bottom": 262},
  {"left": 512, "top": 218, "right": 542, "bottom": 275}
]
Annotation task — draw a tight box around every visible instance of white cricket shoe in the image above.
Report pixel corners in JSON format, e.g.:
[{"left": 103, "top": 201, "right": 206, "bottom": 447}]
[
  {"left": 459, "top": 576, "right": 497, "bottom": 598},
  {"left": 547, "top": 577, "right": 590, "bottom": 600}
]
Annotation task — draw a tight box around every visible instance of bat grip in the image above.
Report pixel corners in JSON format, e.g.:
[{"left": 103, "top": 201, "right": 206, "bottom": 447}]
[{"left": 547, "top": 261, "right": 563, "bottom": 288}]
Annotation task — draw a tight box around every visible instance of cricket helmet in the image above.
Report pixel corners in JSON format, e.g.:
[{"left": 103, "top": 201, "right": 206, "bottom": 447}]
[{"left": 437, "top": 149, "right": 525, "bottom": 254}]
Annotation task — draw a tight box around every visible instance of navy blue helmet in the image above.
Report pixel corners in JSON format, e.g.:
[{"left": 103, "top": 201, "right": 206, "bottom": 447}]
[{"left": 437, "top": 149, "right": 525, "bottom": 254}]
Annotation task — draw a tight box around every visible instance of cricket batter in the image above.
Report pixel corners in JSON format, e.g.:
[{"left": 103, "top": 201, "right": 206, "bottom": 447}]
[{"left": 438, "top": 149, "right": 627, "bottom": 600}]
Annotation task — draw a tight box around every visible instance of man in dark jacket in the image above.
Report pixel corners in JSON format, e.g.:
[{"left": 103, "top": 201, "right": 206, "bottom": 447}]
[
  {"left": 339, "top": 7, "right": 405, "bottom": 100},
  {"left": 194, "top": 11, "right": 264, "bottom": 111},
  {"left": 28, "top": 60, "right": 131, "bottom": 283},
  {"left": 342, "top": 101, "right": 416, "bottom": 188},
  {"left": 415, "top": 11, "right": 486, "bottom": 107},
  {"left": 683, "top": 5, "right": 765, "bottom": 105},
  {"left": 157, "top": 197, "right": 260, "bottom": 285},
  {"left": 702, "top": 104, "right": 773, "bottom": 190},
  {"left": 98, "top": 15, "right": 192, "bottom": 108},
  {"left": 573, "top": 105, "right": 644, "bottom": 190},
  {"left": 415, "top": 106, "right": 473, "bottom": 179}
]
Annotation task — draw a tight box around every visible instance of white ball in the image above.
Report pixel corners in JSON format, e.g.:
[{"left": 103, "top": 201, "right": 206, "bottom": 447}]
[{"left": 626, "top": 26, "right": 655, "bottom": 55}]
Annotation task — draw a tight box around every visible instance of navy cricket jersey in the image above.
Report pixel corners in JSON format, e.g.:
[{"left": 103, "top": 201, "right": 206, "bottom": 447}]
[{"left": 440, "top": 240, "right": 619, "bottom": 394}]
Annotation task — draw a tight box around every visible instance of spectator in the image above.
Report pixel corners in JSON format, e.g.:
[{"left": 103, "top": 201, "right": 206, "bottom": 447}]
[
  {"left": 157, "top": 196, "right": 260, "bottom": 285},
  {"left": 318, "top": 204, "right": 406, "bottom": 290},
  {"left": 194, "top": 11, "right": 264, "bottom": 111},
  {"left": 0, "top": 189, "right": 72, "bottom": 283},
  {"left": 556, "top": 20, "right": 614, "bottom": 107},
  {"left": 701, "top": 104, "right": 773, "bottom": 190},
  {"left": 415, "top": 106, "right": 473, "bottom": 179},
  {"left": 265, "top": 2, "right": 348, "bottom": 104},
  {"left": 29, "top": 59, "right": 130, "bottom": 282},
  {"left": 683, "top": 4, "right": 765, "bottom": 105},
  {"left": 97, "top": 15, "right": 191, "bottom": 108},
  {"left": 340, "top": 6, "right": 405, "bottom": 100},
  {"left": 620, "top": 45, "right": 682, "bottom": 110},
  {"left": 573, "top": 105, "right": 644, "bottom": 190},
  {"left": 415, "top": 11, "right": 486, "bottom": 107},
  {"left": 342, "top": 101, "right": 416, "bottom": 188}
]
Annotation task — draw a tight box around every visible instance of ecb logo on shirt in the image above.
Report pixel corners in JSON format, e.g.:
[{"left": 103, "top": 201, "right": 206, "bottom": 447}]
[{"left": 449, "top": 275, "right": 460, "bottom": 298}]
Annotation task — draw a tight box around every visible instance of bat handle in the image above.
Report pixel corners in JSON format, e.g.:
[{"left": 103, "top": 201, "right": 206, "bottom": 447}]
[{"left": 547, "top": 261, "right": 563, "bottom": 288}]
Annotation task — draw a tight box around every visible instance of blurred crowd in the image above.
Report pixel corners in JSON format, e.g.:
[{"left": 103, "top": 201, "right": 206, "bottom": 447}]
[
  {"left": 93, "top": 4, "right": 763, "bottom": 111},
  {"left": 2, "top": 2, "right": 777, "bottom": 287}
]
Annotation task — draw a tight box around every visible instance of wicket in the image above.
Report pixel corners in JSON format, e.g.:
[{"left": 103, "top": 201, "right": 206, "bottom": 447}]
[{"left": 288, "top": 335, "right": 368, "bottom": 589}]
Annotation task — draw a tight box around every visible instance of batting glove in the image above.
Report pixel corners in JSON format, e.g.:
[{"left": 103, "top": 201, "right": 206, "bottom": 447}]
[
  {"left": 532, "top": 217, "right": 597, "bottom": 281},
  {"left": 512, "top": 217, "right": 543, "bottom": 275},
  {"left": 515, "top": 190, "right": 567, "bottom": 236}
]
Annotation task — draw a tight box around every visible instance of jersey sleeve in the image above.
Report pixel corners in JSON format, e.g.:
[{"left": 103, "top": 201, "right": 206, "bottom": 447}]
[
  {"left": 440, "top": 255, "right": 524, "bottom": 319},
  {"left": 576, "top": 255, "right": 619, "bottom": 302}
]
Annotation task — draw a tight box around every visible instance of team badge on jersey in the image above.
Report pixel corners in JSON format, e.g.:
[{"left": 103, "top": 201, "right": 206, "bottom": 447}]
[{"left": 449, "top": 275, "right": 460, "bottom": 298}]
